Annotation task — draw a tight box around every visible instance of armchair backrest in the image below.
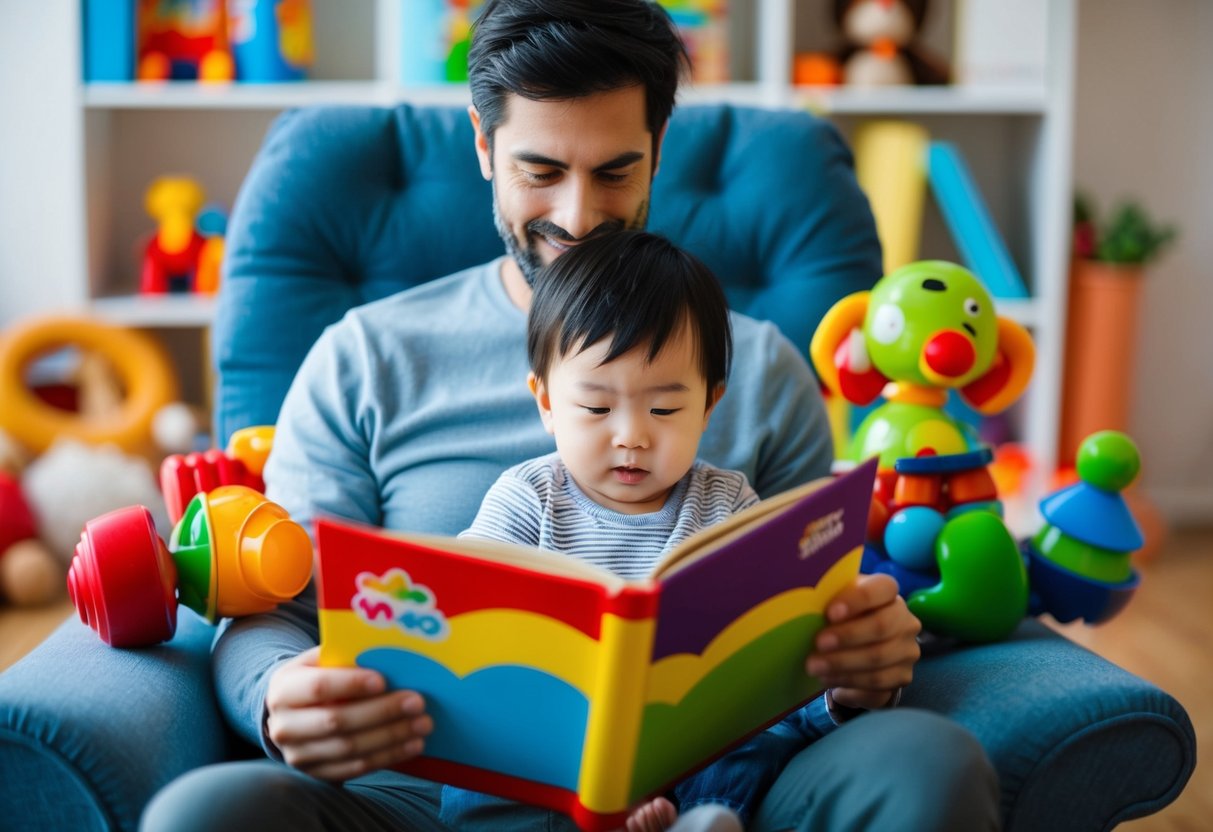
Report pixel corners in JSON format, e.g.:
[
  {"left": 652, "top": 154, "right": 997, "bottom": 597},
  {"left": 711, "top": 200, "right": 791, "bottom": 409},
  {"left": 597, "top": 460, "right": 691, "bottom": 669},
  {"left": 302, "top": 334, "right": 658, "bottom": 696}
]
[{"left": 213, "top": 103, "right": 881, "bottom": 443}]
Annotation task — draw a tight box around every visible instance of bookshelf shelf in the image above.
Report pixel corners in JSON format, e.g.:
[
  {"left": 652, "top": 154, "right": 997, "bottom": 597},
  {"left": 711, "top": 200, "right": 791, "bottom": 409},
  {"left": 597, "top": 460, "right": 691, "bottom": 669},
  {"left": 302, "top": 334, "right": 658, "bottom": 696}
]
[{"left": 6, "top": 0, "right": 1075, "bottom": 484}]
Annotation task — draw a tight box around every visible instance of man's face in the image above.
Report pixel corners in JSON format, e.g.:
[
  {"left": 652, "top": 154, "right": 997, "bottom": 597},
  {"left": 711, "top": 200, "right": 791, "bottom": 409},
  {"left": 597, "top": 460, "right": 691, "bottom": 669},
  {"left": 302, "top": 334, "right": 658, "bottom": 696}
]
[{"left": 471, "top": 86, "right": 660, "bottom": 289}]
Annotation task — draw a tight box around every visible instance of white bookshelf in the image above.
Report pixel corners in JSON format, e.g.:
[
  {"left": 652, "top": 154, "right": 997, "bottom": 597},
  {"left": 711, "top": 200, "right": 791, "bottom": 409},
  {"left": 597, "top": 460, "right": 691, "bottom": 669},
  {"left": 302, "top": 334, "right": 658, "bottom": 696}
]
[{"left": 2, "top": 0, "right": 1074, "bottom": 487}]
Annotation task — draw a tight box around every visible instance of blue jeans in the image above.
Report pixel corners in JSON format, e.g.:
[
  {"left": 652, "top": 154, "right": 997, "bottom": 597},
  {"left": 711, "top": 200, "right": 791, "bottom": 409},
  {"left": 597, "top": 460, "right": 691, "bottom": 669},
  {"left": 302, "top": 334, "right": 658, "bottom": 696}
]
[{"left": 141, "top": 709, "right": 998, "bottom": 831}]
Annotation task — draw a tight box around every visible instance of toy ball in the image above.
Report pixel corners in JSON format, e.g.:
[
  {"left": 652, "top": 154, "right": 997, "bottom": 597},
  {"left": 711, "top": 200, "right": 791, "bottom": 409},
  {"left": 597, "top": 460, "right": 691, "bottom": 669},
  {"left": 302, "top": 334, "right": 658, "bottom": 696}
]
[
  {"left": 152, "top": 402, "right": 202, "bottom": 454},
  {"left": 884, "top": 506, "right": 945, "bottom": 571}
]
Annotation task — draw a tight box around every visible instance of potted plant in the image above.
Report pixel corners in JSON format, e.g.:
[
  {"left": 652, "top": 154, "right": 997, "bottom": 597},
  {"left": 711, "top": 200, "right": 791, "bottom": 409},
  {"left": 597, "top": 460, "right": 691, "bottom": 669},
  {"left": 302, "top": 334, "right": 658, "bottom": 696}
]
[{"left": 1060, "top": 192, "right": 1178, "bottom": 467}]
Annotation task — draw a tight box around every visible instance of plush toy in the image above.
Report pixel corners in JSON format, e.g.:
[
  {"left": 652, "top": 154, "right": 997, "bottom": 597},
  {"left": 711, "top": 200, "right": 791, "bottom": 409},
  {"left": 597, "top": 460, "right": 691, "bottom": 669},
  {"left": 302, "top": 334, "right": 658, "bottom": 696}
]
[
  {"left": 0, "top": 457, "right": 61, "bottom": 607},
  {"left": 834, "top": 0, "right": 949, "bottom": 87}
]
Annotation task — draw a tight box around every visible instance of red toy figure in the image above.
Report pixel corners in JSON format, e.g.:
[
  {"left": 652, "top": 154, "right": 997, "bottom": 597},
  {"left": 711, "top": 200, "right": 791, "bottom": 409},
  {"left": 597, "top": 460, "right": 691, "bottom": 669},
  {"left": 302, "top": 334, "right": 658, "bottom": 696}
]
[{"left": 140, "top": 177, "right": 209, "bottom": 294}]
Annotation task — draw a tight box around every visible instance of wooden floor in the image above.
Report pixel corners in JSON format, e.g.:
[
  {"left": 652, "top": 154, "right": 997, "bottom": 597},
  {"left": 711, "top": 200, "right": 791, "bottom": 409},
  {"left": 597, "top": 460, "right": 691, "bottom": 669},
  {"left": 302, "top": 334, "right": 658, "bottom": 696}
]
[{"left": 1, "top": 531, "right": 1209, "bottom": 829}]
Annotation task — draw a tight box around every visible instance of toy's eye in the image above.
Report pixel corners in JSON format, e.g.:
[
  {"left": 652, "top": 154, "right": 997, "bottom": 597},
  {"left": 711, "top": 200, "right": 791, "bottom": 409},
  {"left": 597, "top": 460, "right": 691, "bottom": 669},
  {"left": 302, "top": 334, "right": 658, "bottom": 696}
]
[
  {"left": 870, "top": 304, "right": 905, "bottom": 345},
  {"left": 964, "top": 298, "right": 981, "bottom": 317}
]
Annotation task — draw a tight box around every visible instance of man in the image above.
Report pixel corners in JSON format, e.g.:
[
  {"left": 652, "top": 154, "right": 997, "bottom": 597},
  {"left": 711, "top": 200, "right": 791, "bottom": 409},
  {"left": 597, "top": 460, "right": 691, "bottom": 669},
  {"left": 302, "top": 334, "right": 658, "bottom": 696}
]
[{"left": 142, "top": 2, "right": 998, "bottom": 830}]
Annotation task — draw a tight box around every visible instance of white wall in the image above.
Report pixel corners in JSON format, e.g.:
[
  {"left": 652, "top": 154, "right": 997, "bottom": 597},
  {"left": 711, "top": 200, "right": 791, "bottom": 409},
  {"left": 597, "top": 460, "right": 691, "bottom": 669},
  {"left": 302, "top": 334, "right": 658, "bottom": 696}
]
[
  {"left": 0, "top": 3, "right": 87, "bottom": 322},
  {"left": 1073, "top": 0, "right": 1213, "bottom": 525}
]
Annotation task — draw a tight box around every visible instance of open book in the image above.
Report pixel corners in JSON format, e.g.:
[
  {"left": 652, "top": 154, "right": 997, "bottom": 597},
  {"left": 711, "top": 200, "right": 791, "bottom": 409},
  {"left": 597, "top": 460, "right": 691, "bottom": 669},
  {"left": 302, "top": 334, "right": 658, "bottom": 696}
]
[{"left": 316, "top": 458, "right": 877, "bottom": 831}]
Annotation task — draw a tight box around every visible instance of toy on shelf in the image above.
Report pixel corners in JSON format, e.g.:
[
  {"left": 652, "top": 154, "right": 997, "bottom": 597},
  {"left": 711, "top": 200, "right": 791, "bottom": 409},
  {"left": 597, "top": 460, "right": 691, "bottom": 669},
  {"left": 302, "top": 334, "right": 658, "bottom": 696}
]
[
  {"left": 0, "top": 316, "right": 180, "bottom": 455},
  {"left": 1024, "top": 431, "right": 1143, "bottom": 624},
  {"left": 658, "top": 1, "right": 731, "bottom": 83},
  {"left": 194, "top": 202, "right": 228, "bottom": 293},
  {"left": 228, "top": 0, "right": 313, "bottom": 82},
  {"left": 141, "top": 176, "right": 227, "bottom": 295},
  {"left": 794, "top": 0, "right": 949, "bottom": 88},
  {"left": 136, "top": 0, "right": 235, "bottom": 82},
  {"left": 400, "top": 0, "right": 481, "bottom": 84},
  {"left": 67, "top": 426, "right": 310, "bottom": 647}
]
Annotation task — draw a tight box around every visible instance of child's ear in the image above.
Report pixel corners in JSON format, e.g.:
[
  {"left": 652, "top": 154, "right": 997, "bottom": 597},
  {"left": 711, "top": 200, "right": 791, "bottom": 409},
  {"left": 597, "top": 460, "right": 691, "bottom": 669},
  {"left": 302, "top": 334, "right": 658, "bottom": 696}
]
[
  {"left": 702, "top": 384, "right": 726, "bottom": 429},
  {"left": 528, "top": 372, "right": 555, "bottom": 435}
]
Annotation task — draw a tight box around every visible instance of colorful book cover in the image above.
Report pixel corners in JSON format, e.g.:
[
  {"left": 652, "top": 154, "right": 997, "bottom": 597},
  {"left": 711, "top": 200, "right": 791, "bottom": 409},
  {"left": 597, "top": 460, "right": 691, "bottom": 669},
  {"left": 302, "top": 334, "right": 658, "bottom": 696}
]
[
  {"left": 316, "top": 458, "right": 877, "bottom": 831},
  {"left": 927, "top": 141, "right": 1030, "bottom": 299}
]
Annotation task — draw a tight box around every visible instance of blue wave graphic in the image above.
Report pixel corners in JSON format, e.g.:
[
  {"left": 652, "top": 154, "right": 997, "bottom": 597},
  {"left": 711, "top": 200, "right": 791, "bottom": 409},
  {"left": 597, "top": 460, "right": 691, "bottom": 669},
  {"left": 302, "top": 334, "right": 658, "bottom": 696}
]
[{"left": 359, "top": 648, "right": 588, "bottom": 790}]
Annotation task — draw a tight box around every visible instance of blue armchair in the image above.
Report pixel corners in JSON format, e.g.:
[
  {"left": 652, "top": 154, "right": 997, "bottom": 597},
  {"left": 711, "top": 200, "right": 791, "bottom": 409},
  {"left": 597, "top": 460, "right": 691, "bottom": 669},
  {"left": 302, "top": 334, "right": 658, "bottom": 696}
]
[{"left": 0, "top": 104, "right": 1194, "bottom": 831}]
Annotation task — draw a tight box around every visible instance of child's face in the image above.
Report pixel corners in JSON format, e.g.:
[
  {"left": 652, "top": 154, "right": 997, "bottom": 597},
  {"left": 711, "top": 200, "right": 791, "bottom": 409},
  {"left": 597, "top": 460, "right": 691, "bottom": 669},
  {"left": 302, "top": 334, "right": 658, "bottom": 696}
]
[{"left": 529, "top": 325, "right": 722, "bottom": 515}]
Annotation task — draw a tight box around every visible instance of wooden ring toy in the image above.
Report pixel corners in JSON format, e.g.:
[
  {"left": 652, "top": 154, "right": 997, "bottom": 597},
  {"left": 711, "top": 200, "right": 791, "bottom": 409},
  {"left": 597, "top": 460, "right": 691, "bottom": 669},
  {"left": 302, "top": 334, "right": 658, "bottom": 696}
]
[{"left": 0, "top": 316, "right": 179, "bottom": 454}]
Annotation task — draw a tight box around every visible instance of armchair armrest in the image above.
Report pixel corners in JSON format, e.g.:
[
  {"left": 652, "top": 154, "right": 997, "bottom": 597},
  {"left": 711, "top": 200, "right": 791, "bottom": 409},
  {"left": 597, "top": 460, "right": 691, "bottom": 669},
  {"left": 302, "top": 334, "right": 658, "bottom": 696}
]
[
  {"left": 0, "top": 613, "right": 232, "bottom": 832},
  {"left": 906, "top": 619, "right": 1195, "bottom": 832}
]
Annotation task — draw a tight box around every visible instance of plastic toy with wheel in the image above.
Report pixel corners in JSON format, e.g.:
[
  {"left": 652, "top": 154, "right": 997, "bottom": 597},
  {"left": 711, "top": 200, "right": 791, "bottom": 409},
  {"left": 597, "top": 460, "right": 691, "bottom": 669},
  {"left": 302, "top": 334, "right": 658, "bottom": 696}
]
[
  {"left": 66, "top": 425, "right": 309, "bottom": 647},
  {"left": 68, "top": 486, "right": 311, "bottom": 647},
  {"left": 0, "top": 316, "right": 179, "bottom": 455},
  {"left": 811, "top": 260, "right": 1035, "bottom": 641},
  {"left": 136, "top": 0, "right": 235, "bottom": 82}
]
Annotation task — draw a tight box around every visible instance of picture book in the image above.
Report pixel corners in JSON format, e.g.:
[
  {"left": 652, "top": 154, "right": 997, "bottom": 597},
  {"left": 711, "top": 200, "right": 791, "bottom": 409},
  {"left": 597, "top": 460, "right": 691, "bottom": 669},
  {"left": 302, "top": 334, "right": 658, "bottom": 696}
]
[{"left": 316, "top": 458, "right": 877, "bottom": 831}]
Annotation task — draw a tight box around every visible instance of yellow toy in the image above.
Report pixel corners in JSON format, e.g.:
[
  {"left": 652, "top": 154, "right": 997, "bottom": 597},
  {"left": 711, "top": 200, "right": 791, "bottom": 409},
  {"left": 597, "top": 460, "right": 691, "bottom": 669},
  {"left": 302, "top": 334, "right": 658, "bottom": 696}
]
[{"left": 0, "top": 316, "right": 179, "bottom": 455}]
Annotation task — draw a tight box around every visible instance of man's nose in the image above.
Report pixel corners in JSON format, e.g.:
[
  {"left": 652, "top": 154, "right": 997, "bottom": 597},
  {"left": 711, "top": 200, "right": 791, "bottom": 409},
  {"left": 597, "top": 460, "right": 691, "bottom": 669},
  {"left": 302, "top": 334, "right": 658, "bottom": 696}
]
[{"left": 552, "top": 177, "right": 605, "bottom": 242}]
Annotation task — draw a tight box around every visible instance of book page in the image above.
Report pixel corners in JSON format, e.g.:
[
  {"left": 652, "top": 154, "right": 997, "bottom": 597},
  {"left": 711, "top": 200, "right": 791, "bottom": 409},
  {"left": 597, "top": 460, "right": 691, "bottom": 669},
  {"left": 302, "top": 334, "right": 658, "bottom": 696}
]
[{"left": 650, "top": 476, "right": 829, "bottom": 579}]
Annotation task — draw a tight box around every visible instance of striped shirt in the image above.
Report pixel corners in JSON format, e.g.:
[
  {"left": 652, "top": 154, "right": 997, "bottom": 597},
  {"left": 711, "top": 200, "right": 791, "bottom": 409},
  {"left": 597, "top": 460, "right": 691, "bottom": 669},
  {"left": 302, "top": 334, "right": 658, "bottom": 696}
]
[{"left": 460, "top": 452, "right": 760, "bottom": 579}]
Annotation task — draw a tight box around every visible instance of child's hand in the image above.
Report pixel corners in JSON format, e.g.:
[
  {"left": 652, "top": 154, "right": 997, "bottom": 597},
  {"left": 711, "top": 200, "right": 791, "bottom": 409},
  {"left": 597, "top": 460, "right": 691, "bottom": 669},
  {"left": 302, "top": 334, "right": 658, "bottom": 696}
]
[
  {"left": 624, "top": 796, "right": 677, "bottom": 832},
  {"left": 264, "top": 646, "right": 433, "bottom": 781},
  {"left": 807, "top": 573, "right": 921, "bottom": 710}
]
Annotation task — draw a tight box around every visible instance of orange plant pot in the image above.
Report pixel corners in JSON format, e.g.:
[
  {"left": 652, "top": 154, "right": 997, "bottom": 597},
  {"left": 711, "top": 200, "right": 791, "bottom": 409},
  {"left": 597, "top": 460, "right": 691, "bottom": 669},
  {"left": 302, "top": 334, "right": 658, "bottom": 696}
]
[{"left": 1059, "top": 260, "right": 1145, "bottom": 467}]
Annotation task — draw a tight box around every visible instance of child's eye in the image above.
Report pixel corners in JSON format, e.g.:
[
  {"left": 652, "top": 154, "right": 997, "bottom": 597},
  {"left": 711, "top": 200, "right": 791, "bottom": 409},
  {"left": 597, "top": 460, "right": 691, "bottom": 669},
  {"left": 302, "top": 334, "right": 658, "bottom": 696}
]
[
  {"left": 651, "top": 408, "right": 680, "bottom": 416},
  {"left": 583, "top": 406, "right": 610, "bottom": 415}
]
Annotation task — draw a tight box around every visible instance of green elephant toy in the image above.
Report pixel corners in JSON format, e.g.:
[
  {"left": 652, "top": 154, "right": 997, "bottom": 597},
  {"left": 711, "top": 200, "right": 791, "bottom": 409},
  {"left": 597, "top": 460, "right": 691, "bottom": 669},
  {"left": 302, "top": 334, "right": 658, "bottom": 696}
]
[{"left": 811, "top": 261, "right": 1036, "bottom": 642}]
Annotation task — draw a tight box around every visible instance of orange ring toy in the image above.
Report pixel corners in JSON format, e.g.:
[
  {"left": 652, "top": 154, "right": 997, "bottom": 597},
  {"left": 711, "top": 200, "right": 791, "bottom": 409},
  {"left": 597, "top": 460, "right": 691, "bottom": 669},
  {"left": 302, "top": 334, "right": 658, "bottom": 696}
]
[{"left": 0, "top": 316, "right": 179, "bottom": 454}]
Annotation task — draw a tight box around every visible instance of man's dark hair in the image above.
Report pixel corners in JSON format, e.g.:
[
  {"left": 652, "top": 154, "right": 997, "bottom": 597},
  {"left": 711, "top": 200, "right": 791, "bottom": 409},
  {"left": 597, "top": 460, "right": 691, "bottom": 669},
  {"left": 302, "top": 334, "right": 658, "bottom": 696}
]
[
  {"left": 468, "top": 0, "right": 690, "bottom": 149},
  {"left": 528, "top": 231, "right": 732, "bottom": 408}
]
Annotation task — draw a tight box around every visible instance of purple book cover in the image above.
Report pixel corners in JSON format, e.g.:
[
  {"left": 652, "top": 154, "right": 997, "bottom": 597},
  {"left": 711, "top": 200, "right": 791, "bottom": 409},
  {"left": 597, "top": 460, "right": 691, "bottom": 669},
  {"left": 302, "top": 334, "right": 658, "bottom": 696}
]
[{"left": 652, "top": 458, "right": 877, "bottom": 661}]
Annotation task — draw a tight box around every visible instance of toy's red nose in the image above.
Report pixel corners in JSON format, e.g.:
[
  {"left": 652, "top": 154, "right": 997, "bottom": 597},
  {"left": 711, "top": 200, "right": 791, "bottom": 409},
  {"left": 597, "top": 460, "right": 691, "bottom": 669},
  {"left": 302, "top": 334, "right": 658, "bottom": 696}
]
[{"left": 924, "top": 330, "right": 975, "bottom": 377}]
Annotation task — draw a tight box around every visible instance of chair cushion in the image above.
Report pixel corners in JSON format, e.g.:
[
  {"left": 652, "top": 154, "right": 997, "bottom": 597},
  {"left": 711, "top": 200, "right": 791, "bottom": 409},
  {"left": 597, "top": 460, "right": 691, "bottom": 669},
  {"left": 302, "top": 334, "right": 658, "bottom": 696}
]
[{"left": 213, "top": 103, "right": 880, "bottom": 442}]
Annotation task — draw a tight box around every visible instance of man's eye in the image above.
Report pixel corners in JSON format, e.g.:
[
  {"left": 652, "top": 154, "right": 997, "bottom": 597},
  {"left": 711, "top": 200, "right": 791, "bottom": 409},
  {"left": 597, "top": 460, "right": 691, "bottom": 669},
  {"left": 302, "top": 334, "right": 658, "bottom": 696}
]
[
  {"left": 598, "top": 171, "right": 628, "bottom": 183},
  {"left": 651, "top": 408, "right": 680, "bottom": 416},
  {"left": 524, "top": 170, "right": 559, "bottom": 183},
  {"left": 583, "top": 406, "right": 610, "bottom": 415}
]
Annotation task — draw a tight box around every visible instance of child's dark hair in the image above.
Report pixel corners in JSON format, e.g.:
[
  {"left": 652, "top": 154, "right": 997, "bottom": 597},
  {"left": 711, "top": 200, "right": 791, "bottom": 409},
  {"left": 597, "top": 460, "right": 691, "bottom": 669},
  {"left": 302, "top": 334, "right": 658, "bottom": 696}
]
[
  {"left": 527, "top": 231, "right": 732, "bottom": 408},
  {"left": 468, "top": 0, "right": 689, "bottom": 152}
]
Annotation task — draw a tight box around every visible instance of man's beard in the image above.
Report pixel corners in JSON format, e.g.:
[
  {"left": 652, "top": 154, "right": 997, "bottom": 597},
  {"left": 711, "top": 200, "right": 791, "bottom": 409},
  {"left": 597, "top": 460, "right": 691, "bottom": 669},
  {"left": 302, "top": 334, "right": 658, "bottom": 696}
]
[{"left": 493, "top": 197, "right": 650, "bottom": 288}]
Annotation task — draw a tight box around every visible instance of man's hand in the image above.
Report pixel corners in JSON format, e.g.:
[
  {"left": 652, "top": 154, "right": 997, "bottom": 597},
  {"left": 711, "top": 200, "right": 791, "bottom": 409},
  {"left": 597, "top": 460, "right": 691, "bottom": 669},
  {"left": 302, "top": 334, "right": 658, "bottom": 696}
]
[
  {"left": 807, "top": 573, "right": 921, "bottom": 711},
  {"left": 264, "top": 646, "right": 433, "bottom": 781}
]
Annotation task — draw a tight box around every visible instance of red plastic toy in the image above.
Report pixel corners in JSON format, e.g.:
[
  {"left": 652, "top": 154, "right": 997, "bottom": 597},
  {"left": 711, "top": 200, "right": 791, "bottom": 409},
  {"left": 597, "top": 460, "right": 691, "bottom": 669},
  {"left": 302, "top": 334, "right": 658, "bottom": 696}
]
[{"left": 67, "top": 426, "right": 309, "bottom": 647}]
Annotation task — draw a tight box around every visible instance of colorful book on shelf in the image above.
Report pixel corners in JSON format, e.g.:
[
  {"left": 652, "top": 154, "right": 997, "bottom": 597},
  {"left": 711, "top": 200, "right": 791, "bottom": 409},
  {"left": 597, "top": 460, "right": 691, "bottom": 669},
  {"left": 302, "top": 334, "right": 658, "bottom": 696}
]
[
  {"left": 927, "top": 141, "right": 1030, "bottom": 299},
  {"left": 315, "top": 458, "right": 876, "bottom": 832},
  {"left": 853, "top": 119, "right": 930, "bottom": 275}
]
